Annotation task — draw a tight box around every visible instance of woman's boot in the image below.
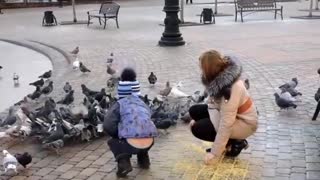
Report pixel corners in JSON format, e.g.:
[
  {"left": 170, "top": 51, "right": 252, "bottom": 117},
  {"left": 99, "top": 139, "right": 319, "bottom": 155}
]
[{"left": 225, "top": 139, "right": 249, "bottom": 157}]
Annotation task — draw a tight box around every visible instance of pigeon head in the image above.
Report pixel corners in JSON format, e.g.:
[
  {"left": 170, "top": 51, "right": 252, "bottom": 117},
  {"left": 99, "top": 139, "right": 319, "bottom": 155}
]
[
  {"left": 101, "top": 88, "right": 106, "bottom": 93},
  {"left": 3, "top": 150, "right": 9, "bottom": 156},
  {"left": 70, "top": 90, "right": 74, "bottom": 94},
  {"left": 150, "top": 72, "right": 154, "bottom": 75},
  {"left": 166, "top": 81, "right": 170, "bottom": 87},
  {"left": 81, "top": 84, "right": 86, "bottom": 89},
  {"left": 49, "top": 81, "right": 53, "bottom": 85},
  {"left": 79, "top": 62, "right": 83, "bottom": 66},
  {"left": 36, "top": 86, "right": 41, "bottom": 91},
  {"left": 318, "top": 68, "right": 320, "bottom": 75},
  {"left": 292, "top": 78, "right": 298, "bottom": 84}
]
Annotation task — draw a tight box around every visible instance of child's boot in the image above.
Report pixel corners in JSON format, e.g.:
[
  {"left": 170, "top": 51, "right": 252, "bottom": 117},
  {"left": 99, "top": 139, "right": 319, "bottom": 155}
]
[
  {"left": 225, "top": 139, "right": 249, "bottom": 157},
  {"left": 116, "top": 154, "right": 132, "bottom": 177},
  {"left": 137, "top": 152, "right": 150, "bottom": 169}
]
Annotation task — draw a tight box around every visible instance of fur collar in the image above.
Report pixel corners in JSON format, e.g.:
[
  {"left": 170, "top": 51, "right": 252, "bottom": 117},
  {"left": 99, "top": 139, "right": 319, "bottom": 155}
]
[{"left": 207, "top": 56, "right": 242, "bottom": 98}]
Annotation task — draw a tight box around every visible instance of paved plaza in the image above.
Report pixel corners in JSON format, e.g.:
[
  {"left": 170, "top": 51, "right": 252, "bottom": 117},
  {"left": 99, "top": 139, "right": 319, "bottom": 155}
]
[{"left": 1, "top": 0, "right": 320, "bottom": 179}]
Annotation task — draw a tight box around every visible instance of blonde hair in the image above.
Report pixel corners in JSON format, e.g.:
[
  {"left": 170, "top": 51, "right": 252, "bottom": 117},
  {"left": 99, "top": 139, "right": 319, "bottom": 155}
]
[{"left": 199, "top": 50, "right": 229, "bottom": 85}]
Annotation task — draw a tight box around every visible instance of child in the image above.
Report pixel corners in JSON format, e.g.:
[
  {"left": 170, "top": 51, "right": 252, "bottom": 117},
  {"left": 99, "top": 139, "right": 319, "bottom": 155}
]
[{"left": 104, "top": 68, "right": 158, "bottom": 177}]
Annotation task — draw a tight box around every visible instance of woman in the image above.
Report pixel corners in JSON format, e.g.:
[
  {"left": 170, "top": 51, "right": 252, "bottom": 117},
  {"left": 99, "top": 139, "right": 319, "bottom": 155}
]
[{"left": 189, "top": 50, "right": 258, "bottom": 165}]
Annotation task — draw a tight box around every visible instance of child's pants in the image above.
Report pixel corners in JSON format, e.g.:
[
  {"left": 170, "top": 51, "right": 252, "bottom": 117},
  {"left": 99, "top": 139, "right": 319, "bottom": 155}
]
[{"left": 108, "top": 138, "right": 153, "bottom": 160}]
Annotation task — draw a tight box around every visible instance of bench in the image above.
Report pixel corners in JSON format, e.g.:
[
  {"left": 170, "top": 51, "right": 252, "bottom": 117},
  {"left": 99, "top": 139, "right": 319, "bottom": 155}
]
[
  {"left": 234, "top": 0, "right": 283, "bottom": 22},
  {"left": 87, "top": 2, "right": 120, "bottom": 29}
]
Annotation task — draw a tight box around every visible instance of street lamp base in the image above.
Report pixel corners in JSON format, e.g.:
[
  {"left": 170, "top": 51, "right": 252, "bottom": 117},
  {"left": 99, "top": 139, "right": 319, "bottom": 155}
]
[{"left": 159, "top": 37, "right": 185, "bottom": 46}]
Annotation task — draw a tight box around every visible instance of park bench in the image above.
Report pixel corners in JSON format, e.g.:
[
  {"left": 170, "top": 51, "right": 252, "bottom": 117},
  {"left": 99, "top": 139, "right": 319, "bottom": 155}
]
[
  {"left": 87, "top": 2, "right": 120, "bottom": 29},
  {"left": 234, "top": 0, "right": 283, "bottom": 22}
]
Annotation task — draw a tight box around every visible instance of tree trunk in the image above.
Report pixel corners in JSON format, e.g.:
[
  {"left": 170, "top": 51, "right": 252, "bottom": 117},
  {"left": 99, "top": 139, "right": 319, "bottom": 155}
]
[
  {"left": 72, "top": 0, "right": 77, "bottom": 22},
  {"left": 180, "top": 0, "right": 184, "bottom": 23},
  {"left": 316, "top": 0, "right": 319, "bottom": 10},
  {"left": 309, "top": 0, "right": 313, "bottom": 17}
]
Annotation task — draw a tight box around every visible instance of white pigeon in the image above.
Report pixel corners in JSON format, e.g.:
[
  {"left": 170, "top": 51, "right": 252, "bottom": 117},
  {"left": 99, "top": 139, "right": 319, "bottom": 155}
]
[
  {"left": 168, "top": 86, "right": 189, "bottom": 98},
  {"left": 2, "top": 150, "right": 18, "bottom": 174},
  {"left": 280, "top": 91, "right": 297, "bottom": 102},
  {"left": 73, "top": 58, "right": 80, "bottom": 69},
  {"left": 0, "top": 132, "right": 9, "bottom": 139}
]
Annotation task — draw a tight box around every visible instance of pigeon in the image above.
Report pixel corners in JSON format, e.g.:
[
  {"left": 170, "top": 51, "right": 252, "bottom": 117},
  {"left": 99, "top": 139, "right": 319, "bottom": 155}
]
[
  {"left": 13, "top": 73, "right": 19, "bottom": 84},
  {"left": 71, "top": 46, "right": 79, "bottom": 55},
  {"left": 79, "top": 62, "right": 91, "bottom": 73},
  {"left": 279, "top": 78, "right": 298, "bottom": 89},
  {"left": 107, "top": 53, "right": 114, "bottom": 64},
  {"left": 14, "top": 152, "right": 32, "bottom": 168},
  {"left": 169, "top": 86, "right": 189, "bottom": 98},
  {"left": 160, "top": 81, "right": 172, "bottom": 96},
  {"left": 42, "top": 139, "right": 64, "bottom": 155},
  {"left": 0, "top": 65, "right": 2, "bottom": 70},
  {"left": 191, "top": 90, "right": 207, "bottom": 103},
  {"left": 36, "top": 98, "right": 56, "bottom": 119},
  {"left": 148, "top": 72, "right": 157, "bottom": 85},
  {"left": 81, "top": 84, "right": 99, "bottom": 97},
  {"left": 59, "top": 107, "right": 73, "bottom": 120},
  {"left": 318, "top": 68, "right": 320, "bottom": 75},
  {"left": 1, "top": 106, "right": 17, "bottom": 126},
  {"left": 95, "top": 88, "right": 107, "bottom": 102},
  {"left": 153, "top": 118, "right": 172, "bottom": 134},
  {"left": 107, "top": 77, "right": 119, "bottom": 89},
  {"left": 63, "top": 82, "right": 72, "bottom": 93},
  {"left": 142, "top": 94, "right": 151, "bottom": 106},
  {"left": 280, "top": 91, "right": 297, "bottom": 102},
  {"left": 280, "top": 86, "right": 302, "bottom": 97},
  {"left": 43, "top": 123, "right": 64, "bottom": 144},
  {"left": 41, "top": 81, "right": 53, "bottom": 95},
  {"left": 315, "top": 88, "right": 320, "bottom": 102},
  {"left": 274, "top": 93, "right": 297, "bottom": 110},
  {"left": 180, "top": 112, "right": 192, "bottom": 123},
  {"left": 106, "top": 65, "right": 116, "bottom": 76},
  {"left": 99, "top": 96, "right": 108, "bottom": 109},
  {"left": 73, "top": 58, "right": 80, "bottom": 69},
  {"left": 2, "top": 150, "right": 18, "bottom": 174},
  {"left": 28, "top": 86, "right": 42, "bottom": 100},
  {"left": 244, "top": 79, "right": 250, "bottom": 90},
  {"left": 39, "top": 70, "right": 52, "bottom": 79},
  {"left": 57, "top": 90, "right": 74, "bottom": 105},
  {"left": 29, "top": 79, "right": 44, "bottom": 87}
]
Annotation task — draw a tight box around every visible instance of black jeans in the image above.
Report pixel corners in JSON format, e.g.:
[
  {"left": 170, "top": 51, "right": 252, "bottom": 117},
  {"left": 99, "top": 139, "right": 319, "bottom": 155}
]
[
  {"left": 108, "top": 136, "right": 153, "bottom": 160},
  {"left": 312, "top": 101, "right": 320, "bottom": 120},
  {"left": 189, "top": 104, "right": 217, "bottom": 142}
]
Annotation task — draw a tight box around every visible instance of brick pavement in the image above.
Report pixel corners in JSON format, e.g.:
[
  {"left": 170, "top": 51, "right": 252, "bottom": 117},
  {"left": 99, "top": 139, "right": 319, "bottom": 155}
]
[{"left": 1, "top": 0, "right": 320, "bottom": 179}]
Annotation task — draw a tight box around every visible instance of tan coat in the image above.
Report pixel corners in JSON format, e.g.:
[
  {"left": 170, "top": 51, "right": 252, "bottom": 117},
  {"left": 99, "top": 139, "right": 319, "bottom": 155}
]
[{"left": 208, "top": 80, "right": 258, "bottom": 157}]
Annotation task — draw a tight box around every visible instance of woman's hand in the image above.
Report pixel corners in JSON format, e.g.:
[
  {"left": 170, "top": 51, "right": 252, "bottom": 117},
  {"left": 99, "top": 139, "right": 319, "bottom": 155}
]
[
  {"left": 204, "top": 153, "right": 219, "bottom": 165},
  {"left": 189, "top": 120, "right": 196, "bottom": 130}
]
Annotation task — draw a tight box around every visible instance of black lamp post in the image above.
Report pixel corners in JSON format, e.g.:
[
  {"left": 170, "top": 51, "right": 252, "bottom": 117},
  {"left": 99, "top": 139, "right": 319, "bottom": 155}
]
[{"left": 159, "top": 0, "right": 185, "bottom": 46}]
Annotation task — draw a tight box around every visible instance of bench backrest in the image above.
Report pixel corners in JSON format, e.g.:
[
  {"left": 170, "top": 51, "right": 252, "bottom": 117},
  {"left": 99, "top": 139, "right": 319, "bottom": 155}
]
[
  {"left": 99, "top": 2, "right": 120, "bottom": 15},
  {"left": 235, "top": 0, "right": 276, "bottom": 9}
]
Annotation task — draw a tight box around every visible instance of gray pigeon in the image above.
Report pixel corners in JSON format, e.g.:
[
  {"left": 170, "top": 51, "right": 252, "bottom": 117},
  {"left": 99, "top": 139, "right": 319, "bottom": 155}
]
[
  {"left": 42, "top": 139, "right": 64, "bottom": 155},
  {"left": 106, "top": 65, "right": 116, "bottom": 76},
  {"left": 57, "top": 90, "right": 74, "bottom": 105},
  {"left": 148, "top": 72, "right": 157, "bottom": 85},
  {"left": 274, "top": 93, "right": 297, "bottom": 110},
  {"left": 1, "top": 107, "right": 17, "bottom": 126},
  {"left": 42, "top": 123, "right": 64, "bottom": 144},
  {"left": 280, "top": 86, "right": 302, "bottom": 97},
  {"left": 79, "top": 62, "right": 91, "bottom": 73},
  {"left": 41, "top": 81, "right": 53, "bottom": 95},
  {"left": 279, "top": 78, "right": 298, "bottom": 89},
  {"left": 39, "top": 70, "right": 52, "bottom": 79},
  {"left": 28, "top": 86, "right": 42, "bottom": 100},
  {"left": 70, "top": 46, "right": 79, "bottom": 55},
  {"left": 29, "top": 78, "right": 44, "bottom": 87},
  {"left": 2, "top": 150, "right": 18, "bottom": 174},
  {"left": 107, "top": 53, "right": 114, "bottom": 64},
  {"left": 63, "top": 82, "right": 72, "bottom": 93},
  {"left": 160, "top": 81, "right": 172, "bottom": 96},
  {"left": 318, "top": 68, "right": 320, "bottom": 75}
]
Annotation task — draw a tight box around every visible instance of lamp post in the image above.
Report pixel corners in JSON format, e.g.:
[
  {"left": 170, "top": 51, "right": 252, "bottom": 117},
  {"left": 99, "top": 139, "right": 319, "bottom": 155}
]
[{"left": 159, "top": 0, "right": 185, "bottom": 46}]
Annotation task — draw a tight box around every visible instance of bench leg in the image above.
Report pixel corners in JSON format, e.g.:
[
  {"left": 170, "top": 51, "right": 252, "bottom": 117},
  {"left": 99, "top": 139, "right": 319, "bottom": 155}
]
[
  {"left": 240, "top": 10, "right": 243, "bottom": 22},
  {"left": 274, "top": 9, "right": 277, "bottom": 19},
  {"left": 87, "top": 16, "right": 90, "bottom": 26},
  {"left": 213, "top": 15, "right": 216, "bottom": 24},
  {"left": 99, "top": 17, "right": 102, "bottom": 25},
  {"left": 104, "top": 17, "right": 107, "bottom": 29},
  {"left": 235, "top": 10, "right": 238, "bottom": 22},
  {"left": 116, "top": 17, "right": 119, "bottom": 29},
  {"left": 281, "top": 7, "right": 283, "bottom": 20}
]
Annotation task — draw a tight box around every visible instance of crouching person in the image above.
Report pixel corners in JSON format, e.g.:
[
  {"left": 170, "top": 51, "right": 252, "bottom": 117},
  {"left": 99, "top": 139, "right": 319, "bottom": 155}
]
[{"left": 103, "top": 69, "right": 158, "bottom": 177}]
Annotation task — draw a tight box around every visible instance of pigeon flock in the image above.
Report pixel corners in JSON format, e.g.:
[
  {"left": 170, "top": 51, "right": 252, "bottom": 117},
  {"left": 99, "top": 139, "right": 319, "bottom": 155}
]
[{"left": 1, "top": 47, "right": 319, "bottom": 175}]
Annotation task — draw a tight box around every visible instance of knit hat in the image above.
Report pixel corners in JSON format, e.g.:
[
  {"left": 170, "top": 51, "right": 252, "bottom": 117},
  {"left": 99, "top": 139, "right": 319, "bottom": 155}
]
[{"left": 117, "top": 80, "right": 141, "bottom": 99}]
